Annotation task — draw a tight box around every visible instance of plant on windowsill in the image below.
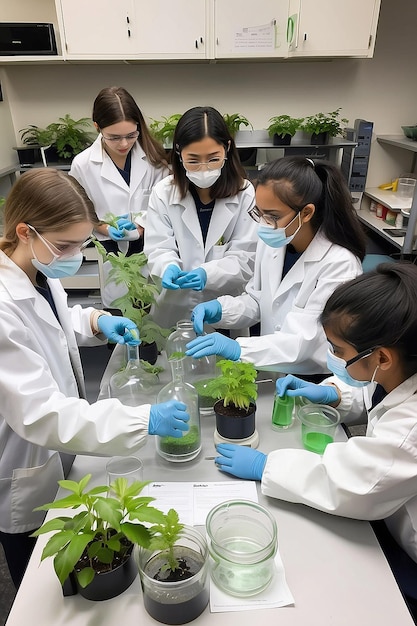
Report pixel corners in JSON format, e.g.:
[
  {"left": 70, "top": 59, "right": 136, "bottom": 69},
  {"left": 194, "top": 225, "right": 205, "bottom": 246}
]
[
  {"left": 31, "top": 474, "right": 166, "bottom": 601},
  {"left": 301, "top": 108, "right": 348, "bottom": 145},
  {"left": 204, "top": 359, "right": 258, "bottom": 442},
  {"left": 94, "top": 240, "right": 171, "bottom": 364},
  {"left": 267, "top": 114, "right": 304, "bottom": 146}
]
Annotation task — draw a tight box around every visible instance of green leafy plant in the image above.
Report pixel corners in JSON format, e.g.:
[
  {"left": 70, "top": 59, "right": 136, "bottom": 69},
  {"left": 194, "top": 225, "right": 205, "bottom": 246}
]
[
  {"left": 301, "top": 108, "right": 348, "bottom": 137},
  {"left": 20, "top": 114, "right": 95, "bottom": 159},
  {"left": 223, "top": 113, "right": 253, "bottom": 137},
  {"left": 148, "top": 508, "right": 185, "bottom": 572},
  {"left": 19, "top": 124, "right": 56, "bottom": 147},
  {"left": 267, "top": 115, "right": 304, "bottom": 138},
  {"left": 149, "top": 114, "right": 182, "bottom": 146},
  {"left": 32, "top": 474, "right": 165, "bottom": 588},
  {"left": 94, "top": 240, "right": 171, "bottom": 348},
  {"left": 205, "top": 359, "right": 257, "bottom": 411}
]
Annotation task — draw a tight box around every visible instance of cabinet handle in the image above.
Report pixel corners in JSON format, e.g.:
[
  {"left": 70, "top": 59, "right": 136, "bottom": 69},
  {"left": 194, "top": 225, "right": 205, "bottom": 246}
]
[
  {"left": 195, "top": 40, "right": 198, "bottom": 49},
  {"left": 126, "top": 16, "right": 130, "bottom": 24},
  {"left": 200, "top": 37, "right": 203, "bottom": 44},
  {"left": 303, "top": 32, "right": 307, "bottom": 42}
]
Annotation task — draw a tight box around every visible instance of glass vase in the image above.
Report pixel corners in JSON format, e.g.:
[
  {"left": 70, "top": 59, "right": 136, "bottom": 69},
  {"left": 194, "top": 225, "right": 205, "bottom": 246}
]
[
  {"left": 166, "top": 320, "right": 218, "bottom": 416},
  {"left": 156, "top": 357, "right": 201, "bottom": 462},
  {"left": 109, "top": 344, "right": 159, "bottom": 406}
]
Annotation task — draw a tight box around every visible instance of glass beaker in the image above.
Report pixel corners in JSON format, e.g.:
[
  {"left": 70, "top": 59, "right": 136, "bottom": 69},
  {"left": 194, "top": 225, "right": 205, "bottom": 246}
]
[
  {"left": 109, "top": 344, "right": 159, "bottom": 406},
  {"left": 271, "top": 393, "right": 294, "bottom": 430},
  {"left": 166, "top": 320, "right": 218, "bottom": 415},
  {"left": 156, "top": 357, "right": 201, "bottom": 462}
]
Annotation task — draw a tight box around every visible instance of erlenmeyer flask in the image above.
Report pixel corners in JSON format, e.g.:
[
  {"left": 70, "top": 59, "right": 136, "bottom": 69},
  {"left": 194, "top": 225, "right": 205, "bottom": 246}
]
[
  {"left": 109, "top": 344, "right": 159, "bottom": 406},
  {"left": 166, "top": 320, "right": 218, "bottom": 415},
  {"left": 156, "top": 357, "right": 201, "bottom": 462}
]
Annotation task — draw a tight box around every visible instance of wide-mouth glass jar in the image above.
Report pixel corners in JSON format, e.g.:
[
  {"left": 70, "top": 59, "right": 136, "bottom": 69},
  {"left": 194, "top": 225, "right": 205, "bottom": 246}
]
[{"left": 206, "top": 500, "right": 277, "bottom": 597}]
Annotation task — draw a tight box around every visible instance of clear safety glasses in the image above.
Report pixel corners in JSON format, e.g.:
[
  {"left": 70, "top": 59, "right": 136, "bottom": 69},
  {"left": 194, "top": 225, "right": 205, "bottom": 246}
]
[
  {"left": 27, "top": 224, "right": 93, "bottom": 260},
  {"left": 101, "top": 130, "right": 139, "bottom": 144},
  {"left": 181, "top": 157, "right": 227, "bottom": 172}
]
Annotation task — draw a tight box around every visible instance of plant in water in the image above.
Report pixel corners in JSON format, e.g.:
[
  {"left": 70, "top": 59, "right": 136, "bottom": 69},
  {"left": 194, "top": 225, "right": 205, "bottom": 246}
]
[
  {"left": 94, "top": 240, "right": 171, "bottom": 349},
  {"left": 205, "top": 359, "right": 258, "bottom": 411},
  {"left": 148, "top": 508, "right": 185, "bottom": 574},
  {"left": 32, "top": 474, "right": 165, "bottom": 588}
]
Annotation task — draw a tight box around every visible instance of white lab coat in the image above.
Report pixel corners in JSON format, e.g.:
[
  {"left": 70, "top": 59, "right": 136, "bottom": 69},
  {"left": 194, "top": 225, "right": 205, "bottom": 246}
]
[
  {"left": 216, "top": 230, "right": 362, "bottom": 374},
  {"left": 262, "top": 373, "right": 417, "bottom": 564},
  {"left": 70, "top": 135, "right": 168, "bottom": 306},
  {"left": 0, "top": 251, "right": 151, "bottom": 534},
  {"left": 144, "top": 176, "right": 257, "bottom": 329}
]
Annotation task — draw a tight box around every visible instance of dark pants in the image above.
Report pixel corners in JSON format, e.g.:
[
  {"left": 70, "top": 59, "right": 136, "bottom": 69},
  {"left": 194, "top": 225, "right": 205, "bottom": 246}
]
[
  {"left": 0, "top": 529, "right": 37, "bottom": 589},
  {"left": 372, "top": 519, "right": 417, "bottom": 624}
]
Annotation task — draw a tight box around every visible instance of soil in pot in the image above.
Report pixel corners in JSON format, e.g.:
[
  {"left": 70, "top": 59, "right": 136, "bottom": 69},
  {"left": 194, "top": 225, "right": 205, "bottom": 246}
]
[
  {"left": 214, "top": 400, "right": 256, "bottom": 440},
  {"left": 141, "top": 546, "right": 209, "bottom": 624}
]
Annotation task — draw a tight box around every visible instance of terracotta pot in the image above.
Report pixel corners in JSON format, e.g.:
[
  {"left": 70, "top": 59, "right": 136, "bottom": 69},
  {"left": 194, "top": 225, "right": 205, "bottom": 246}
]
[{"left": 214, "top": 400, "right": 256, "bottom": 440}]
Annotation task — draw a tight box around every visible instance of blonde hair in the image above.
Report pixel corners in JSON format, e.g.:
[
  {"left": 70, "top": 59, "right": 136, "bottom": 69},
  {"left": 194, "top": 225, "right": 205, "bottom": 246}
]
[{"left": 0, "top": 169, "right": 98, "bottom": 256}]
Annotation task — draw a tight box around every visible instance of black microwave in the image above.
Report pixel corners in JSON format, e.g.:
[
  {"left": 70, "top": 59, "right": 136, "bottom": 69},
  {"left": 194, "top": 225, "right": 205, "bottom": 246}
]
[{"left": 0, "top": 23, "right": 57, "bottom": 55}]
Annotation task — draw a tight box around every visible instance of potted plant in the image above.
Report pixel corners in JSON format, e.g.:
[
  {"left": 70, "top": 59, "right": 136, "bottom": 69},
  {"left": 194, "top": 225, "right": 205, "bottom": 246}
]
[
  {"left": 222, "top": 113, "right": 253, "bottom": 138},
  {"left": 31, "top": 474, "right": 166, "bottom": 601},
  {"left": 149, "top": 114, "right": 182, "bottom": 148},
  {"left": 14, "top": 125, "right": 56, "bottom": 166},
  {"left": 137, "top": 508, "right": 209, "bottom": 624},
  {"left": 204, "top": 359, "right": 258, "bottom": 441},
  {"left": 301, "top": 107, "right": 348, "bottom": 145},
  {"left": 267, "top": 114, "right": 304, "bottom": 146},
  {"left": 94, "top": 240, "right": 171, "bottom": 364}
]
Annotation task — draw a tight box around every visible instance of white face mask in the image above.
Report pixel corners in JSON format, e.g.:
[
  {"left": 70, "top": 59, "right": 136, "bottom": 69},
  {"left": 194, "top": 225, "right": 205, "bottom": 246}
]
[{"left": 186, "top": 169, "right": 222, "bottom": 189}]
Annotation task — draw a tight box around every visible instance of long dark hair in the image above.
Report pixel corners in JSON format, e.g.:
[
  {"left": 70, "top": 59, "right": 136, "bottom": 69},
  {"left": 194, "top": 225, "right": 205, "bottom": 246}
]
[
  {"left": 256, "top": 156, "right": 366, "bottom": 260},
  {"left": 320, "top": 262, "right": 417, "bottom": 377},
  {"left": 92, "top": 86, "right": 167, "bottom": 168},
  {"left": 171, "top": 106, "right": 247, "bottom": 199}
]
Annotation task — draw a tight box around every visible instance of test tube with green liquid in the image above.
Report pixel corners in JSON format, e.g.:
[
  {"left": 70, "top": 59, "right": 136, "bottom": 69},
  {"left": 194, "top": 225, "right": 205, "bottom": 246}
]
[{"left": 271, "top": 394, "right": 294, "bottom": 430}]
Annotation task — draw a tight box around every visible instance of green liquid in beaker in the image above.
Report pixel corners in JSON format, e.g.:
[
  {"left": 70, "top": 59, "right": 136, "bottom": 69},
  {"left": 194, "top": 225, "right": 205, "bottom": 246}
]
[
  {"left": 272, "top": 394, "right": 294, "bottom": 429},
  {"left": 302, "top": 432, "right": 333, "bottom": 454}
]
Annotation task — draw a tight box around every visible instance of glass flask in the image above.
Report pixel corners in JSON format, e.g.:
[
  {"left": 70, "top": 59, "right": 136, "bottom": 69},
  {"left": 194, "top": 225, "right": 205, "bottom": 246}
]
[
  {"left": 166, "top": 320, "right": 218, "bottom": 415},
  {"left": 156, "top": 357, "right": 201, "bottom": 462},
  {"left": 109, "top": 344, "right": 160, "bottom": 406}
]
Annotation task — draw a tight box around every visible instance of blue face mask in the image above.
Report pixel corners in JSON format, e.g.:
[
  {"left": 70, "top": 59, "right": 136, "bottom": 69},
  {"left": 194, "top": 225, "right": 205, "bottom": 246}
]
[
  {"left": 326, "top": 349, "right": 378, "bottom": 388},
  {"left": 31, "top": 251, "right": 83, "bottom": 279},
  {"left": 257, "top": 213, "right": 302, "bottom": 248}
]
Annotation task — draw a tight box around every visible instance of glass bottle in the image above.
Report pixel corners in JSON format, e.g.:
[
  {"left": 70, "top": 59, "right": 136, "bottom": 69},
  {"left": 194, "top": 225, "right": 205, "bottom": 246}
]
[
  {"left": 156, "top": 357, "right": 201, "bottom": 462},
  {"left": 271, "top": 393, "right": 294, "bottom": 430},
  {"left": 109, "top": 344, "right": 159, "bottom": 406},
  {"left": 166, "top": 320, "right": 218, "bottom": 415}
]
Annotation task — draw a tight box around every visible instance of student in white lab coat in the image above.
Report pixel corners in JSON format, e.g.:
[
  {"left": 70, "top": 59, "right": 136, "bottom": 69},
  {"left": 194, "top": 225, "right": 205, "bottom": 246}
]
[
  {"left": 144, "top": 106, "right": 257, "bottom": 329},
  {"left": 70, "top": 86, "right": 169, "bottom": 307},
  {"left": 0, "top": 169, "right": 189, "bottom": 588},
  {"left": 186, "top": 156, "right": 366, "bottom": 378},
  {"left": 214, "top": 263, "right": 417, "bottom": 619}
]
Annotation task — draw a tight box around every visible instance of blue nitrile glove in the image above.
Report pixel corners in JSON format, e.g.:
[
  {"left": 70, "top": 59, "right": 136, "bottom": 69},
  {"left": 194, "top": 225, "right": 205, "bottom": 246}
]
[
  {"left": 191, "top": 300, "right": 222, "bottom": 335},
  {"left": 215, "top": 444, "right": 267, "bottom": 481},
  {"left": 107, "top": 225, "right": 127, "bottom": 240},
  {"left": 186, "top": 332, "right": 241, "bottom": 361},
  {"left": 97, "top": 315, "right": 140, "bottom": 345},
  {"left": 162, "top": 264, "right": 182, "bottom": 290},
  {"left": 116, "top": 217, "right": 137, "bottom": 231},
  {"left": 276, "top": 375, "right": 339, "bottom": 405},
  {"left": 148, "top": 400, "right": 190, "bottom": 438},
  {"left": 175, "top": 268, "right": 207, "bottom": 291}
]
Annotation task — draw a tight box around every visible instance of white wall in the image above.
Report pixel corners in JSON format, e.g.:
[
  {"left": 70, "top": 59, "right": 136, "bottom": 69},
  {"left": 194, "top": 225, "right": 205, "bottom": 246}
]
[{"left": 1, "top": 0, "right": 417, "bottom": 185}]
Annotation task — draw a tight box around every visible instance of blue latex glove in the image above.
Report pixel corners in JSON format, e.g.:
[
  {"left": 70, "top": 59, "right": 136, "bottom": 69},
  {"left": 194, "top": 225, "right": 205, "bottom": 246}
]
[
  {"left": 175, "top": 268, "right": 207, "bottom": 291},
  {"left": 191, "top": 300, "right": 222, "bottom": 335},
  {"left": 148, "top": 400, "right": 190, "bottom": 438},
  {"left": 215, "top": 443, "right": 267, "bottom": 480},
  {"left": 162, "top": 264, "right": 182, "bottom": 290},
  {"left": 186, "top": 332, "right": 241, "bottom": 361},
  {"left": 276, "top": 374, "right": 339, "bottom": 405},
  {"left": 107, "top": 225, "right": 127, "bottom": 240},
  {"left": 116, "top": 217, "right": 137, "bottom": 231},
  {"left": 97, "top": 315, "right": 140, "bottom": 345}
]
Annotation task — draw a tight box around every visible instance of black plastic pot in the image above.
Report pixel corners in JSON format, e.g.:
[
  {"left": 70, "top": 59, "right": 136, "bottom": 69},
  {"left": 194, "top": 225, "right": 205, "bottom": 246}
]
[
  {"left": 139, "top": 340, "right": 158, "bottom": 365},
  {"left": 311, "top": 132, "right": 329, "bottom": 145},
  {"left": 214, "top": 401, "right": 256, "bottom": 440},
  {"left": 13, "top": 145, "right": 42, "bottom": 166},
  {"left": 272, "top": 133, "right": 292, "bottom": 146}
]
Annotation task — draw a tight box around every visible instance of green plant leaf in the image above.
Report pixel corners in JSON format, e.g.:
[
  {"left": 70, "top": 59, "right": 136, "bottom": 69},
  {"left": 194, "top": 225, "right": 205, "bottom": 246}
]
[
  {"left": 53, "top": 533, "right": 94, "bottom": 585},
  {"left": 129, "top": 505, "right": 166, "bottom": 524},
  {"left": 94, "top": 497, "right": 123, "bottom": 529},
  {"left": 31, "top": 517, "right": 69, "bottom": 536},
  {"left": 76, "top": 566, "right": 95, "bottom": 588},
  {"left": 121, "top": 522, "right": 152, "bottom": 547}
]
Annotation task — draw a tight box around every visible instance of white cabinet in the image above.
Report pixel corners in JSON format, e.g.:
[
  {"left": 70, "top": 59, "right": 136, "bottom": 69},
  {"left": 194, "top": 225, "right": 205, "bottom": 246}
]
[
  {"left": 56, "top": 0, "right": 209, "bottom": 60},
  {"left": 214, "top": 0, "right": 289, "bottom": 59},
  {"left": 287, "top": 0, "right": 381, "bottom": 58}
]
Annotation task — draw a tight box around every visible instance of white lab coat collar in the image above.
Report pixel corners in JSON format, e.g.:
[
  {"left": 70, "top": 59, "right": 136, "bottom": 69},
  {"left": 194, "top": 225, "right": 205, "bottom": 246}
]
[
  {"left": 164, "top": 178, "right": 241, "bottom": 251},
  {"left": 368, "top": 373, "right": 417, "bottom": 433},
  {"left": 90, "top": 135, "right": 149, "bottom": 194}
]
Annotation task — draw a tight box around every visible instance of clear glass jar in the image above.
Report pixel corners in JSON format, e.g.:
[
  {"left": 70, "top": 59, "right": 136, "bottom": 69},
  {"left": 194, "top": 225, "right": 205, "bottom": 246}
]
[
  {"left": 206, "top": 500, "right": 278, "bottom": 597},
  {"left": 166, "top": 320, "right": 218, "bottom": 416},
  {"left": 109, "top": 344, "right": 159, "bottom": 406},
  {"left": 156, "top": 357, "right": 201, "bottom": 462}
]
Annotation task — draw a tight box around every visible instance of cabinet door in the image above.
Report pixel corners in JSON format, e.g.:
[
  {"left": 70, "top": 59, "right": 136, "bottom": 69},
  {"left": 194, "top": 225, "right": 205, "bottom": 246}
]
[
  {"left": 59, "top": 0, "right": 136, "bottom": 57},
  {"left": 288, "top": 0, "right": 380, "bottom": 58},
  {"left": 133, "top": 0, "right": 208, "bottom": 59},
  {"left": 215, "top": 0, "right": 289, "bottom": 59}
]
